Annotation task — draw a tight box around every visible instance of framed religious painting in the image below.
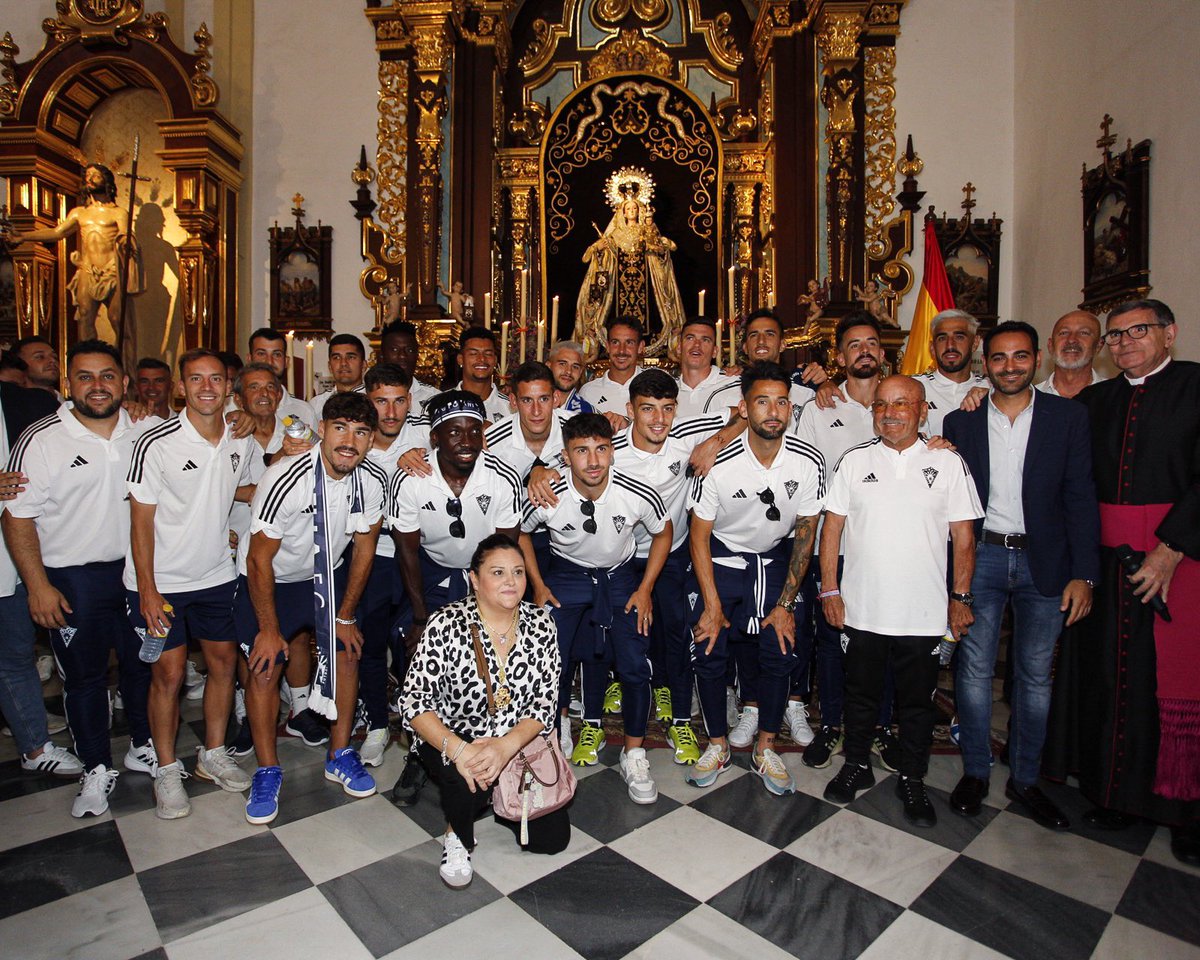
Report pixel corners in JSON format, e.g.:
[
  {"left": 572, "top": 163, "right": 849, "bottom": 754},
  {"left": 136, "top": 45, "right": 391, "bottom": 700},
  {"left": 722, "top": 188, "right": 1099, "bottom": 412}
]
[
  {"left": 927, "top": 187, "right": 1004, "bottom": 330},
  {"left": 1080, "top": 130, "right": 1151, "bottom": 314},
  {"left": 268, "top": 194, "right": 333, "bottom": 336}
]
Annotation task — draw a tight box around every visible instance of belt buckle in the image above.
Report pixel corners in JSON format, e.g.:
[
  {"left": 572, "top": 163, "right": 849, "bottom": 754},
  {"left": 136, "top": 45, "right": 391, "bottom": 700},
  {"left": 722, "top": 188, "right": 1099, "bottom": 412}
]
[{"left": 1003, "top": 533, "right": 1019, "bottom": 549}]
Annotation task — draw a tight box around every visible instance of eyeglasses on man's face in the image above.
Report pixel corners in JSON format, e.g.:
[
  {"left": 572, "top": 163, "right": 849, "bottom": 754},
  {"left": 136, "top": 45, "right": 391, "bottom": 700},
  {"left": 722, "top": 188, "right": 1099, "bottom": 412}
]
[{"left": 1101, "top": 322, "right": 1168, "bottom": 347}]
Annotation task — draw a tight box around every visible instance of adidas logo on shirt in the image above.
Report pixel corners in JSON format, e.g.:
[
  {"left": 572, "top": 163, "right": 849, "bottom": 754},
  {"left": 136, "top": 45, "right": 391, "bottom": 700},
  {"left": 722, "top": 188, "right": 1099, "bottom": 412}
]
[
  {"left": 562, "top": 523, "right": 576, "bottom": 532},
  {"left": 928, "top": 401, "right": 938, "bottom": 409},
  {"left": 862, "top": 473, "right": 878, "bottom": 483},
  {"left": 182, "top": 460, "right": 199, "bottom": 471},
  {"left": 829, "top": 419, "right": 845, "bottom": 428},
  {"left": 732, "top": 489, "right": 748, "bottom": 499},
  {"left": 420, "top": 501, "right": 437, "bottom": 511},
  {"left": 69, "top": 455, "right": 89, "bottom": 468}
]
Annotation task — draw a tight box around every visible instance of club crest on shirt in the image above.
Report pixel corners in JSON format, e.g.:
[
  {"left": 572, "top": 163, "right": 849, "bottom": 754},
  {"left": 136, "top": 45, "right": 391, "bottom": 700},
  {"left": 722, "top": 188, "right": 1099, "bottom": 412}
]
[
  {"left": 230, "top": 452, "right": 241, "bottom": 472},
  {"left": 688, "top": 591, "right": 698, "bottom": 610},
  {"left": 668, "top": 460, "right": 681, "bottom": 476},
  {"left": 59, "top": 625, "right": 78, "bottom": 647},
  {"left": 612, "top": 515, "right": 627, "bottom": 534},
  {"left": 922, "top": 466, "right": 939, "bottom": 488},
  {"left": 840, "top": 632, "right": 850, "bottom": 653},
  {"left": 784, "top": 480, "right": 799, "bottom": 499},
  {"left": 476, "top": 494, "right": 492, "bottom": 514}
]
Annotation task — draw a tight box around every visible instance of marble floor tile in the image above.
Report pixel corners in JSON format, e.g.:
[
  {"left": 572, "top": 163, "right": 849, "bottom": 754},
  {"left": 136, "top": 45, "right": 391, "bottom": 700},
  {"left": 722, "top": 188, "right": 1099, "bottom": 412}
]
[
  {"left": 1001, "top": 777, "right": 1157, "bottom": 856},
  {"left": 566, "top": 767, "right": 681, "bottom": 844},
  {"left": 509, "top": 847, "right": 698, "bottom": 960},
  {"left": 261, "top": 753, "right": 359, "bottom": 828},
  {"left": 1091, "top": 914, "right": 1200, "bottom": 960},
  {"left": 0, "top": 820, "right": 132, "bottom": 919},
  {"left": 609, "top": 806, "right": 777, "bottom": 902},
  {"left": 921, "top": 752, "right": 1010, "bottom": 810},
  {"left": 1143, "top": 824, "right": 1200, "bottom": 879},
  {"left": 689, "top": 769, "right": 840, "bottom": 848},
  {"left": 622, "top": 904, "right": 797, "bottom": 960},
  {"left": 165, "top": 887, "right": 373, "bottom": 960},
  {"left": 786, "top": 808, "right": 959, "bottom": 907},
  {"left": 380, "top": 896, "right": 584, "bottom": 960},
  {"left": 638, "top": 744, "right": 748, "bottom": 804},
  {"left": 117, "top": 787, "right": 267, "bottom": 872},
  {"left": 137, "top": 831, "right": 311, "bottom": 943},
  {"left": 391, "top": 776, "right": 452, "bottom": 837},
  {"left": 1115, "top": 859, "right": 1200, "bottom": 947},
  {"left": 0, "top": 875, "right": 159, "bottom": 960},
  {"left": 909, "top": 855, "right": 1109, "bottom": 960},
  {"left": 855, "top": 910, "right": 1011, "bottom": 960},
  {"left": 964, "top": 809, "right": 1141, "bottom": 912},
  {"left": 0, "top": 780, "right": 107, "bottom": 852},
  {"left": 318, "top": 838, "right": 502, "bottom": 957},
  {"left": 129, "top": 950, "right": 169, "bottom": 960},
  {"left": 708, "top": 850, "right": 903, "bottom": 960},
  {"left": 273, "top": 793, "right": 430, "bottom": 884},
  {"left": 848, "top": 775, "right": 999, "bottom": 851},
  {"left": 469, "top": 814, "right": 603, "bottom": 896}
]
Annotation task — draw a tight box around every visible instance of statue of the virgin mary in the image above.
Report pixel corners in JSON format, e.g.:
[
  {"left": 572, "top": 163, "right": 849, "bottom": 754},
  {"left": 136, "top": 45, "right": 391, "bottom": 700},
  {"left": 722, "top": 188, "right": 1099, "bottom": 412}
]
[{"left": 575, "top": 167, "right": 686, "bottom": 361}]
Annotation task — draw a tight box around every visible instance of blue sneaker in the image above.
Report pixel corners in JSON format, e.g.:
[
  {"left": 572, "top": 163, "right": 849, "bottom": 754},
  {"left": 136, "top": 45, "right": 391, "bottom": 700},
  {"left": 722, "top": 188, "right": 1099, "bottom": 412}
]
[
  {"left": 325, "top": 747, "right": 377, "bottom": 798},
  {"left": 246, "top": 765, "right": 283, "bottom": 824}
]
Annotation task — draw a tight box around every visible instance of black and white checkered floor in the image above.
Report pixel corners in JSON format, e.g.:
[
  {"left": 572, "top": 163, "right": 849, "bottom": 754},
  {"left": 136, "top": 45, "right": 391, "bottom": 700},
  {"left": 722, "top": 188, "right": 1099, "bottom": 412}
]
[{"left": 2, "top": 695, "right": 1199, "bottom": 960}]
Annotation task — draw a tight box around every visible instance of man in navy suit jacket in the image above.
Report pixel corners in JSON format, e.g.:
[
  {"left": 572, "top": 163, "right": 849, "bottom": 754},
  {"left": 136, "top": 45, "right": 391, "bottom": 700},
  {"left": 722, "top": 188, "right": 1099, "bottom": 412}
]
[{"left": 942, "top": 321, "right": 1099, "bottom": 830}]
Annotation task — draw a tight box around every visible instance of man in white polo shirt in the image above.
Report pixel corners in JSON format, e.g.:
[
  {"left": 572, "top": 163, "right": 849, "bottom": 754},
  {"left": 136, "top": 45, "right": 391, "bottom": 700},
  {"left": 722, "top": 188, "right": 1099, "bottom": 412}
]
[
  {"left": 797, "top": 313, "right": 900, "bottom": 770},
  {"left": 485, "top": 361, "right": 573, "bottom": 481},
  {"left": 309, "top": 334, "right": 367, "bottom": 421},
  {"left": 674, "top": 318, "right": 730, "bottom": 417},
  {"left": 3, "top": 339, "right": 161, "bottom": 817},
  {"left": 381, "top": 320, "right": 440, "bottom": 413},
  {"left": 126, "top": 349, "right": 256, "bottom": 819},
  {"left": 1037, "top": 309, "right": 1106, "bottom": 399},
  {"left": 578, "top": 316, "right": 645, "bottom": 419},
  {"left": 237, "top": 392, "right": 386, "bottom": 824},
  {"left": 820, "top": 374, "right": 982, "bottom": 827},
  {"left": 912, "top": 309, "right": 989, "bottom": 436},
  {"left": 547, "top": 340, "right": 595, "bottom": 414},
  {"left": 687, "top": 362, "right": 825, "bottom": 796},
  {"left": 229, "top": 364, "right": 286, "bottom": 551},
  {"left": 246, "top": 327, "right": 314, "bottom": 427},
  {"left": 454, "top": 326, "right": 510, "bottom": 423},
  {"left": 520, "top": 413, "right": 671, "bottom": 803}
]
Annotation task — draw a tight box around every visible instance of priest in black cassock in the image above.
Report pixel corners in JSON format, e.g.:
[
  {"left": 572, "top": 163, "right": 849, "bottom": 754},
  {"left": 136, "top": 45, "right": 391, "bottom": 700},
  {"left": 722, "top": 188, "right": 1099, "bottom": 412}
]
[{"left": 1045, "top": 299, "right": 1200, "bottom": 864}]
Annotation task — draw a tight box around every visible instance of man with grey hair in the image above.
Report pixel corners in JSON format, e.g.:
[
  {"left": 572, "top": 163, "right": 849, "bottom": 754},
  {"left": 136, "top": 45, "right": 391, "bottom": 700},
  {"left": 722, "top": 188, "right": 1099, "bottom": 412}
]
[
  {"left": 1036, "top": 310, "right": 1106, "bottom": 399},
  {"left": 548, "top": 340, "right": 595, "bottom": 414},
  {"left": 914, "top": 309, "right": 989, "bottom": 436}
]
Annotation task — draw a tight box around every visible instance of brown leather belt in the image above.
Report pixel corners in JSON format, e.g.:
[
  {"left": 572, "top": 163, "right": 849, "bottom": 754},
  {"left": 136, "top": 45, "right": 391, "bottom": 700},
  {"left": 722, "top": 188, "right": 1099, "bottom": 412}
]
[{"left": 981, "top": 530, "right": 1027, "bottom": 549}]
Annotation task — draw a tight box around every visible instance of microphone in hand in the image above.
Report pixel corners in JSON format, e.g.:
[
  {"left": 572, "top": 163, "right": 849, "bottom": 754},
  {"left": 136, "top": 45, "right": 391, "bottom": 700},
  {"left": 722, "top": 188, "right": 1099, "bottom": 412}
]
[{"left": 1115, "top": 544, "right": 1172, "bottom": 622}]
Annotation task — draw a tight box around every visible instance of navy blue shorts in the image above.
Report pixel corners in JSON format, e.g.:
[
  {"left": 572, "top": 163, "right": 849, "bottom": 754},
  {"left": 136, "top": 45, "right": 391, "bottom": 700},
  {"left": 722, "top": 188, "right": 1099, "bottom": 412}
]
[
  {"left": 125, "top": 579, "right": 237, "bottom": 652},
  {"left": 232, "top": 574, "right": 345, "bottom": 665}
]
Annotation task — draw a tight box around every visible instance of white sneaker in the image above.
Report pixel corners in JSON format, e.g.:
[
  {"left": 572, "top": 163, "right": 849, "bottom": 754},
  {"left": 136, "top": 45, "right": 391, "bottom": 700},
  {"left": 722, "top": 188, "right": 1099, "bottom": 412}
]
[
  {"left": 234, "top": 685, "right": 247, "bottom": 724},
  {"left": 568, "top": 697, "right": 583, "bottom": 718},
  {"left": 753, "top": 747, "right": 796, "bottom": 796},
  {"left": 195, "top": 745, "right": 251, "bottom": 791},
  {"left": 725, "top": 686, "right": 740, "bottom": 730},
  {"left": 785, "top": 701, "right": 815, "bottom": 746},
  {"left": 619, "top": 747, "right": 658, "bottom": 804},
  {"left": 728, "top": 706, "right": 759, "bottom": 749},
  {"left": 154, "top": 760, "right": 191, "bottom": 819},
  {"left": 360, "top": 728, "right": 390, "bottom": 767},
  {"left": 21, "top": 742, "right": 83, "bottom": 777},
  {"left": 559, "top": 721, "right": 573, "bottom": 759},
  {"left": 72, "top": 765, "right": 119, "bottom": 818},
  {"left": 440, "top": 830, "right": 473, "bottom": 888},
  {"left": 37, "top": 654, "right": 54, "bottom": 683},
  {"left": 124, "top": 739, "right": 159, "bottom": 776},
  {"left": 113, "top": 690, "right": 124, "bottom": 712},
  {"left": 184, "top": 661, "right": 206, "bottom": 701}
]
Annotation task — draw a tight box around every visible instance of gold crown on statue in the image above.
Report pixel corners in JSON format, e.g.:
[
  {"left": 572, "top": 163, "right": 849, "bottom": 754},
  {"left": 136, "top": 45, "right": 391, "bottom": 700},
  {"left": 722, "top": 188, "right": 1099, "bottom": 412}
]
[{"left": 605, "top": 166, "right": 655, "bottom": 211}]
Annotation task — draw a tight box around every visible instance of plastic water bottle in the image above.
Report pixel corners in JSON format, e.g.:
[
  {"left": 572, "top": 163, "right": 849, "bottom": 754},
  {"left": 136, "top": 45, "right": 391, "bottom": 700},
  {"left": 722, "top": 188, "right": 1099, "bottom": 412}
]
[
  {"left": 282, "top": 415, "right": 316, "bottom": 444},
  {"left": 938, "top": 625, "right": 957, "bottom": 666},
  {"left": 138, "top": 602, "right": 174, "bottom": 663}
]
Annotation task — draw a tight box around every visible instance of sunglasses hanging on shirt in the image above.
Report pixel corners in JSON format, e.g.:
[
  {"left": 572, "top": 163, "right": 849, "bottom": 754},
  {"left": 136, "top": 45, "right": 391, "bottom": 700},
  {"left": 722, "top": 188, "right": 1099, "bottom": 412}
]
[
  {"left": 579, "top": 499, "right": 598, "bottom": 535},
  {"left": 758, "top": 488, "right": 781, "bottom": 523},
  {"left": 446, "top": 497, "right": 466, "bottom": 539}
]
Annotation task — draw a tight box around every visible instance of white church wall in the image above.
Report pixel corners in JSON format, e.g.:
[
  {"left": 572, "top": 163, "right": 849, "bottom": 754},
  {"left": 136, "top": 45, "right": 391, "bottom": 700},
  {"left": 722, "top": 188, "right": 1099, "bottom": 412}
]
[{"left": 1013, "top": 0, "right": 1199, "bottom": 362}]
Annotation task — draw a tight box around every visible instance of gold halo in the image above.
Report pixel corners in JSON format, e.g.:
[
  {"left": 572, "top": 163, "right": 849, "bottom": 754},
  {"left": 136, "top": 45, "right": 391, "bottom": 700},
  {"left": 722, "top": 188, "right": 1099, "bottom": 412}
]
[{"left": 605, "top": 167, "right": 655, "bottom": 211}]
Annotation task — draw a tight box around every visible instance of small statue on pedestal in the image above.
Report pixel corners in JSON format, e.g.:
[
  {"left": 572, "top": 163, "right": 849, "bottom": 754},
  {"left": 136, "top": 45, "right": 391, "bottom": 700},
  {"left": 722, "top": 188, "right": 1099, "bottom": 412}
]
[
  {"left": 853, "top": 278, "right": 899, "bottom": 327},
  {"left": 797, "top": 277, "right": 830, "bottom": 338}
]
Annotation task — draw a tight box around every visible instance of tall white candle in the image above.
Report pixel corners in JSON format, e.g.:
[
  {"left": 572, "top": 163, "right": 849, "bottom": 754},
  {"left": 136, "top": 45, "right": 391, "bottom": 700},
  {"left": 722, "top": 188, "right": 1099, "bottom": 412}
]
[
  {"left": 715, "top": 319, "right": 723, "bottom": 364},
  {"left": 285, "top": 330, "right": 295, "bottom": 394},
  {"left": 304, "top": 340, "right": 315, "bottom": 400},
  {"left": 483, "top": 292, "right": 492, "bottom": 330},
  {"left": 727, "top": 266, "right": 736, "bottom": 322},
  {"left": 500, "top": 320, "right": 511, "bottom": 376},
  {"left": 551, "top": 295, "right": 560, "bottom": 347},
  {"left": 537, "top": 317, "right": 546, "bottom": 362},
  {"left": 698, "top": 289, "right": 706, "bottom": 317}
]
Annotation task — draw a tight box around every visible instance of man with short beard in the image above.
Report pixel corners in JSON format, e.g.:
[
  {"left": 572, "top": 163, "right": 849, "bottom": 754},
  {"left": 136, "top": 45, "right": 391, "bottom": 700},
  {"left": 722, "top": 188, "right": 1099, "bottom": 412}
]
[
  {"left": 238, "top": 392, "right": 387, "bottom": 824},
  {"left": 674, "top": 318, "right": 730, "bottom": 417},
  {"left": 135, "top": 358, "right": 174, "bottom": 419},
  {"left": 309, "top": 334, "right": 367, "bottom": 421},
  {"left": 4, "top": 340, "right": 163, "bottom": 818},
  {"left": 578, "top": 316, "right": 645, "bottom": 418},
  {"left": 547, "top": 340, "right": 595, "bottom": 413},
  {"left": 912, "top": 309, "right": 989, "bottom": 435},
  {"left": 381, "top": 320, "right": 440, "bottom": 413},
  {"left": 14, "top": 337, "right": 61, "bottom": 397},
  {"left": 1036, "top": 310, "right": 1106, "bottom": 399},
  {"left": 126, "top": 350, "right": 257, "bottom": 819}
]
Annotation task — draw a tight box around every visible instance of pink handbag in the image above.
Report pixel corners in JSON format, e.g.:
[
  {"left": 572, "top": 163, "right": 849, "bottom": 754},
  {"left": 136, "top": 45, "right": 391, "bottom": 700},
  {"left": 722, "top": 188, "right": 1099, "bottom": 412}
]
[{"left": 471, "top": 624, "right": 576, "bottom": 843}]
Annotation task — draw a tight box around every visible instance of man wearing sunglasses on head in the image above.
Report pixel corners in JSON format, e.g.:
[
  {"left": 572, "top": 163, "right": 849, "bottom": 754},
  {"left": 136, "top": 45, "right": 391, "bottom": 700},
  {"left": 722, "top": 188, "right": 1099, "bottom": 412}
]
[
  {"left": 687, "top": 362, "right": 825, "bottom": 797},
  {"left": 388, "top": 391, "right": 522, "bottom": 654}
]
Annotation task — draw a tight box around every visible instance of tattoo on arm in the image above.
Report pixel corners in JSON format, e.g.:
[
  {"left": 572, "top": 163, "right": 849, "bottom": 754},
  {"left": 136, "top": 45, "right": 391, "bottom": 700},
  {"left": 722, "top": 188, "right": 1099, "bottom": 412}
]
[{"left": 778, "top": 515, "right": 818, "bottom": 605}]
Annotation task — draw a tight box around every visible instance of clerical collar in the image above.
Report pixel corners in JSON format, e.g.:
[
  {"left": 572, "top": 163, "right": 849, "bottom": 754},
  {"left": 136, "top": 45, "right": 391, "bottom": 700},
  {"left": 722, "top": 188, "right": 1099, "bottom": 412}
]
[{"left": 1124, "top": 356, "right": 1171, "bottom": 386}]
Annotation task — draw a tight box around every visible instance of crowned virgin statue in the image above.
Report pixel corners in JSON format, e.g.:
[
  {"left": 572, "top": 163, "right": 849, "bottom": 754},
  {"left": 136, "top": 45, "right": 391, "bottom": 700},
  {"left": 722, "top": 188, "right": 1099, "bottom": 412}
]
[{"left": 575, "top": 168, "right": 686, "bottom": 360}]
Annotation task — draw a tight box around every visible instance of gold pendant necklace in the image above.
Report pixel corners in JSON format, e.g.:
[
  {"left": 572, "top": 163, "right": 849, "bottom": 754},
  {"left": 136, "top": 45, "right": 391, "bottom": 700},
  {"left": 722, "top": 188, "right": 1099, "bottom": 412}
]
[{"left": 483, "top": 607, "right": 520, "bottom": 710}]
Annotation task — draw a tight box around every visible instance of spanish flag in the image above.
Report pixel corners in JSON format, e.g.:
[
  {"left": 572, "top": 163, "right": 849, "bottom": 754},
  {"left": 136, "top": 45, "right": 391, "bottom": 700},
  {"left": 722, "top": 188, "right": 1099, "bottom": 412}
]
[{"left": 899, "top": 220, "right": 956, "bottom": 375}]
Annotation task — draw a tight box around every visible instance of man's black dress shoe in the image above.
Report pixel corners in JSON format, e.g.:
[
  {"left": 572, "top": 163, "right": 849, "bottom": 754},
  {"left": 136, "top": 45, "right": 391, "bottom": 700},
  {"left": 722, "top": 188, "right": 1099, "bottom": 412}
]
[
  {"left": 949, "top": 775, "right": 989, "bottom": 817},
  {"left": 1082, "top": 806, "right": 1136, "bottom": 831},
  {"left": 1006, "top": 780, "right": 1069, "bottom": 830},
  {"left": 1170, "top": 823, "right": 1200, "bottom": 865}
]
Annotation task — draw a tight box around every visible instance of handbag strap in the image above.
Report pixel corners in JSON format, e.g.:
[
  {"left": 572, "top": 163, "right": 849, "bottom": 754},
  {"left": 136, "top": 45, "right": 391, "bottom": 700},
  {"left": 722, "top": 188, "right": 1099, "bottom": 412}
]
[{"left": 469, "top": 622, "right": 496, "bottom": 717}]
